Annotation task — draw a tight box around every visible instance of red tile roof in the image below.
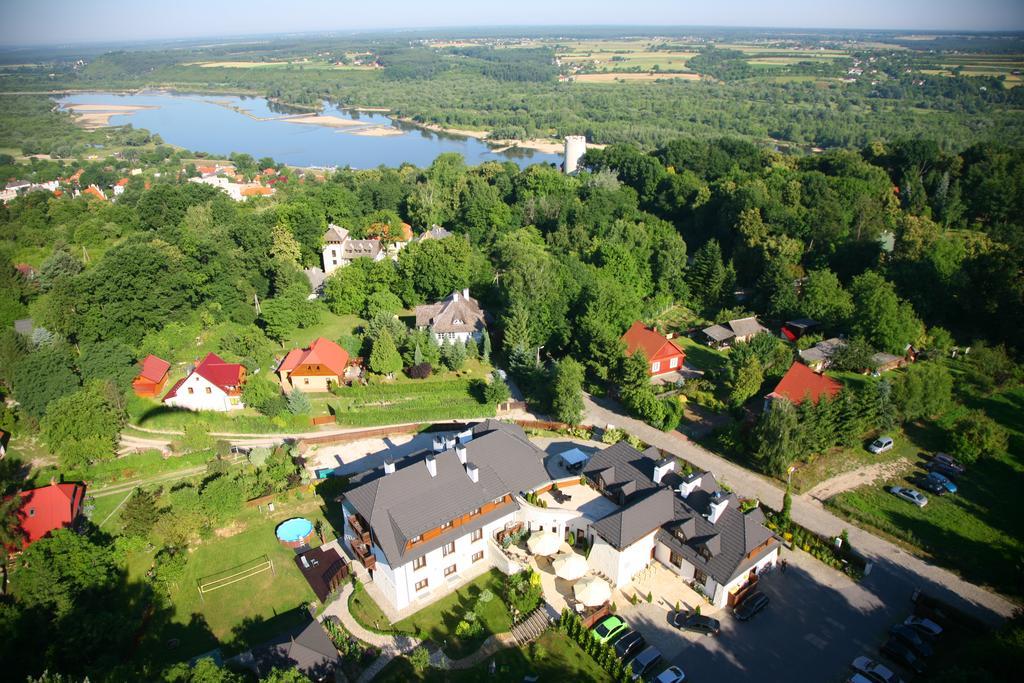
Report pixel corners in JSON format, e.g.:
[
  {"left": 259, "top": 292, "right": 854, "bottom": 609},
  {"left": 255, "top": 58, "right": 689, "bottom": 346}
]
[
  {"left": 137, "top": 354, "right": 170, "bottom": 383},
  {"left": 13, "top": 482, "right": 86, "bottom": 549},
  {"left": 163, "top": 353, "right": 244, "bottom": 400},
  {"left": 116, "top": 177, "right": 130, "bottom": 187},
  {"left": 83, "top": 185, "right": 106, "bottom": 201},
  {"left": 767, "top": 362, "right": 842, "bottom": 405},
  {"left": 278, "top": 337, "right": 349, "bottom": 376},
  {"left": 621, "top": 321, "right": 684, "bottom": 362}
]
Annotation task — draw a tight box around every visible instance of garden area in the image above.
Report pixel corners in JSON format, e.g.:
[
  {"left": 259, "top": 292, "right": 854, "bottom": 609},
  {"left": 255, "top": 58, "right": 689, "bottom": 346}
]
[
  {"left": 330, "top": 371, "right": 495, "bottom": 428},
  {"left": 828, "top": 386, "right": 1024, "bottom": 600}
]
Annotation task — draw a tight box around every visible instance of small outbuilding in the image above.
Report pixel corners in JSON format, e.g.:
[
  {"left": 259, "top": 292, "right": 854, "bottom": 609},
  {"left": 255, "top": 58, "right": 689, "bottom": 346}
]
[{"left": 132, "top": 354, "right": 171, "bottom": 398}]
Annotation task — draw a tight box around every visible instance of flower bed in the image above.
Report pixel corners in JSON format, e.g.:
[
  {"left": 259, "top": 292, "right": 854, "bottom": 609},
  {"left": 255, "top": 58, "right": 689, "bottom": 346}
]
[{"left": 763, "top": 507, "right": 866, "bottom": 580}]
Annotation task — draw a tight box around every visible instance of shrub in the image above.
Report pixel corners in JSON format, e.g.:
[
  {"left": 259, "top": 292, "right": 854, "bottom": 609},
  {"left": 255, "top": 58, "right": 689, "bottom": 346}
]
[
  {"left": 409, "top": 646, "right": 430, "bottom": 673},
  {"left": 407, "top": 362, "right": 433, "bottom": 379}
]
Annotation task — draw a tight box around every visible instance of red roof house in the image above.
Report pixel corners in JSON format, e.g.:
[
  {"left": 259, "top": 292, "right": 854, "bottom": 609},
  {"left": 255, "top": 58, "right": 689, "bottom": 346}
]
[
  {"left": 278, "top": 337, "right": 349, "bottom": 392},
  {"left": 132, "top": 354, "right": 171, "bottom": 398},
  {"left": 766, "top": 362, "right": 842, "bottom": 406},
  {"left": 621, "top": 321, "right": 686, "bottom": 377},
  {"left": 163, "top": 352, "right": 247, "bottom": 412},
  {"left": 12, "top": 482, "right": 86, "bottom": 550}
]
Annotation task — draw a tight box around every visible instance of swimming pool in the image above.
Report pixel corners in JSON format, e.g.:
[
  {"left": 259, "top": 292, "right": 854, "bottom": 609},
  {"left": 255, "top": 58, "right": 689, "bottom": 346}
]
[{"left": 276, "top": 517, "right": 314, "bottom": 546}]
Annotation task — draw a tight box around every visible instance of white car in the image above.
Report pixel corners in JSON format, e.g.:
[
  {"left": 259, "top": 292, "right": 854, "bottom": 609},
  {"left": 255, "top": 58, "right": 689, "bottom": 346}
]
[
  {"left": 888, "top": 486, "right": 927, "bottom": 508},
  {"left": 868, "top": 436, "right": 894, "bottom": 454},
  {"left": 851, "top": 656, "right": 902, "bottom": 683},
  {"left": 655, "top": 666, "right": 686, "bottom": 683},
  {"left": 904, "top": 615, "right": 943, "bottom": 637}
]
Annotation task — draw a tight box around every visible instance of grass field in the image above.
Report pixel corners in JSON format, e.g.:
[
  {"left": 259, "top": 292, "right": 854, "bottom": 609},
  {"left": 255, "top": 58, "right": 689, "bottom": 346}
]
[
  {"left": 828, "top": 387, "right": 1024, "bottom": 600},
  {"left": 574, "top": 72, "right": 701, "bottom": 83},
  {"left": 675, "top": 336, "right": 729, "bottom": 374},
  {"left": 132, "top": 495, "right": 331, "bottom": 663},
  {"left": 330, "top": 369, "right": 495, "bottom": 427},
  {"left": 350, "top": 569, "right": 513, "bottom": 659},
  {"left": 376, "top": 629, "right": 611, "bottom": 682}
]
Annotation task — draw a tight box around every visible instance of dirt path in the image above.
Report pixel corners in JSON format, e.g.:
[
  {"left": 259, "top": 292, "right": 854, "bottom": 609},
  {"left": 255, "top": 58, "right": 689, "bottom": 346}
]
[{"left": 805, "top": 458, "right": 912, "bottom": 501}]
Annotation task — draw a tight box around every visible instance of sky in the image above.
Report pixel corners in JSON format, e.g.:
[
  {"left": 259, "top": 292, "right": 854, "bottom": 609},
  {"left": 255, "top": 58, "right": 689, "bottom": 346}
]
[{"left": 1, "top": 0, "right": 1023, "bottom": 46}]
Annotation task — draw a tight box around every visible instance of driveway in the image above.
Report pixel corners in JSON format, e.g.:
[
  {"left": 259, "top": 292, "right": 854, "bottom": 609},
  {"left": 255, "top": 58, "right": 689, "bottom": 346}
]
[{"left": 615, "top": 548, "right": 905, "bottom": 683}]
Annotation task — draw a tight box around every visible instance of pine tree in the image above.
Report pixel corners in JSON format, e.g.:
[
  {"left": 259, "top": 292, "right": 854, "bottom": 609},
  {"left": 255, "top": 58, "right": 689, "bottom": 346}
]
[
  {"left": 481, "top": 328, "right": 491, "bottom": 363},
  {"left": 287, "top": 389, "right": 312, "bottom": 415},
  {"left": 413, "top": 343, "right": 423, "bottom": 366},
  {"left": 465, "top": 336, "right": 478, "bottom": 360},
  {"left": 686, "top": 239, "right": 726, "bottom": 311},
  {"left": 369, "top": 328, "right": 402, "bottom": 378}
]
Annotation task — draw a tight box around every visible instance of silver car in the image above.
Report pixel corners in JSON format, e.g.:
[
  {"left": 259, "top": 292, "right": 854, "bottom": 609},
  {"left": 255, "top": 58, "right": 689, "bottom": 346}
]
[
  {"left": 851, "top": 655, "right": 903, "bottom": 683},
  {"left": 868, "top": 436, "right": 894, "bottom": 454},
  {"left": 888, "top": 486, "right": 927, "bottom": 507}
]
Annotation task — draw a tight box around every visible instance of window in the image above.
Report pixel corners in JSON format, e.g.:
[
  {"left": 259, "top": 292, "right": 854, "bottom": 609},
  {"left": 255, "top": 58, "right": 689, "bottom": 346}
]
[
  {"left": 652, "top": 361, "right": 661, "bottom": 373},
  {"left": 470, "top": 507, "right": 481, "bottom": 516},
  {"left": 471, "top": 528, "right": 483, "bottom": 542},
  {"left": 673, "top": 528, "right": 687, "bottom": 543},
  {"left": 442, "top": 541, "right": 455, "bottom": 557},
  {"left": 472, "top": 551, "right": 484, "bottom": 563},
  {"left": 440, "top": 520, "right": 453, "bottom": 530},
  {"left": 694, "top": 568, "right": 708, "bottom": 586},
  {"left": 187, "top": 387, "right": 194, "bottom": 395},
  {"left": 331, "top": 249, "right": 336, "bottom": 257},
  {"left": 669, "top": 550, "right": 683, "bottom": 568},
  {"left": 409, "top": 534, "right": 421, "bottom": 544},
  {"left": 444, "top": 564, "right": 457, "bottom": 577},
  {"left": 205, "top": 387, "right": 212, "bottom": 394},
  {"left": 669, "top": 357, "right": 679, "bottom": 369},
  {"left": 492, "top": 496, "right": 505, "bottom": 505},
  {"left": 413, "top": 556, "right": 426, "bottom": 570},
  {"left": 415, "top": 579, "right": 428, "bottom": 591},
  {"left": 303, "top": 377, "right": 309, "bottom": 384}
]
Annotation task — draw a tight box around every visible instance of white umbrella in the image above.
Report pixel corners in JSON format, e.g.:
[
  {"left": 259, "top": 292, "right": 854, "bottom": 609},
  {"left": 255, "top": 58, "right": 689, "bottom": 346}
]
[
  {"left": 573, "top": 575, "right": 611, "bottom": 607},
  {"left": 552, "top": 551, "right": 588, "bottom": 581},
  {"left": 526, "top": 529, "right": 562, "bottom": 556}
]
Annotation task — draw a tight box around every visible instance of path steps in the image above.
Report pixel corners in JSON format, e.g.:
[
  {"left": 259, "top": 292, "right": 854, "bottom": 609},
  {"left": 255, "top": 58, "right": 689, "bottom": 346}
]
[{"left": 510, "top": 607, "right": 550, "bottom": 646}]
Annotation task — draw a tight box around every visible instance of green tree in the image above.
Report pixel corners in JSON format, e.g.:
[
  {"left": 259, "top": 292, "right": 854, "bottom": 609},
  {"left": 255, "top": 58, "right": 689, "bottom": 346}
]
[
  {"left": 323, "top": 263, "right": 369, "bottom": 315},
  {"left": 442, "top": 339, "right": 467, "bottom": 371},
  {"left": 754, "top": 400, "right": 799, "bottom": 476},
  {"left": 164, "top": 657, "right": 244, "bottom": 683},
  {"left": 242, "top": 374, "right": 281, "bottom": 415},
  {"left": 12, "top": 345, "right": 80, "bottom": 418},
  {"left": 686, "top": 239, "right": 727, "bottom": 312},
  {"left": 122, "top": 488, "right": 161, "bottom": 539},
  {"left": 38, "top": 249, "right": 83, "bottom": 292},
  {"left": 964, "top": 343, "right": 1020, "bottom": 395},
  {"left": 949, "top": 410, "right": 1009, "bottom": 464},
  {"left": 369, "top": 328, "right": 402, "bottom": 377},
  {"left": 892, "top": 361, "right": 953, "bottom": 421},
  {"left": 261, "top": 669, "right": 311, "bottom": 683},
  {"left": 726, "top": 353, "right": 764, "bottom": 407},
  {"left": 41, "top": 380, "right": 124, "bottom": 470},
  {"left": 78, "top": 339, "right": 137, "bottom": 386},
  {"left": 551, "top": 357, "right": 585, "bottom": 425},
  {"left": 481, "top": 327, "right": 492, "bottom": 363},
  {"left": 830, "top": 337, "right": 875, "bottom": 373},
  {"left": 483, "top": 370, "right": 511, "bottom": 405},
  {"left": 364, "top": 290, "right": 403, "bottom": 320},
  {"left": 409, "top": 646, "right": 431, "bottom": 674},
  {"left": 849, "top": 271, "right": 924, "bottom": 354},
  {"left": 287, "top": 389, "right": 312, "bottom": 415},
  {"left": 10, "top": 529, "right": 118, "bottom": 617},
  {"left": 269, "top": 223, "right": 302, "bottom": 267},
  {"left": 800, "top": 269, "right": 854, "bottom": 329},
  {"left": 259, "top": 295, "right": 301, "bottom": 342}
]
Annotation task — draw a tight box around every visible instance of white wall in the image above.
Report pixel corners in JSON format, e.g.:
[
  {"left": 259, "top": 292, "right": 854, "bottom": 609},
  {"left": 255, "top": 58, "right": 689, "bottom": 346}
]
[
  {"left": 714, "top": 547, "right": 779, "bottom": 608},
  {"left": 164, "top": 372, "right": 241, "bottom": 412},
  {"left": 586, "top": 534, "right": 623, "bottom": 586},
  {"left": 432, "top": 331, "right": 482, "bottom": 346},
  {"left": 616, "top": 530, "right": 657, "bottom": 588}
]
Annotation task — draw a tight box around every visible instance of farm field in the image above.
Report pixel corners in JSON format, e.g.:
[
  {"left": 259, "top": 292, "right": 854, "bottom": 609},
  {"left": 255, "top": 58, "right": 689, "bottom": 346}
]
[
  {"left": 828, "top": 387, "right": 1024, "bottom": 600},
  {"left": 573, "top": 72, "right": 701, "bottom": 82}
]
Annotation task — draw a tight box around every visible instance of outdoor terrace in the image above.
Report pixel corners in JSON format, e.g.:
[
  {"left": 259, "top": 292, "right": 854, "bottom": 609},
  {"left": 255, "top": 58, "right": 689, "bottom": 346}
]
[{"left": 537, "top": 483, "right": 620, "bottom": 522}]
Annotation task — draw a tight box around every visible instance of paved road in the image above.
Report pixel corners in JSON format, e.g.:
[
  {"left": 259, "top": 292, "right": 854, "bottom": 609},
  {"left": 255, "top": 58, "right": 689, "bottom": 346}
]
[{"left": 583, "top": 394, "right": 1016, "bottom": 627}]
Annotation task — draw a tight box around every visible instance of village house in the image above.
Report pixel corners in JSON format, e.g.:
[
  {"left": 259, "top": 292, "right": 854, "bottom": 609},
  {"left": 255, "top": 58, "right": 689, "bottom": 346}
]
[
  {"left": 321, "top": 224, "right": 385, "bottom": 275},
  {"left": 620, "top": 321, "right": 686, "bottom": 377},
  {"left": 798, "top": 337, "right": 847, "bottom": 373},
  {"left": 163, "top": 352, "right": 246, "bottom": 412},
  {"left": 765, "top": 361, "right": 842, "bottom": 410},
  {"left": 780, "top": 318, "right": 819, "bottom": 342},
  {"left": 701, "top": 316, "right": 769, "bottom": 348},
  {"left": 412, "top": 225, "right": 453, "bottom": 243},
  {"left": 131, "top": 354, "right": 171, "bottom": 398},
  {"left": 869, "top": 352, "right": 907, "bottom": 374},
  {"left": 12, "top": 481, "right": 87, "bottom": 550},
  {"left": 414, "top": 289, "right": 486, "bottom": 344},
  {"left": 277, "top": 337, "right": 350, "bottom": 392}
]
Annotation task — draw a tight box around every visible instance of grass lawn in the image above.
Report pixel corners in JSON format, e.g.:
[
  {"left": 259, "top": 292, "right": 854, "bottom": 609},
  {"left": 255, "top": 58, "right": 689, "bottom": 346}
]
[
  {"left": 282, "top": 311, "right": 364, "bottom": 355},
  {"left": 350, "top": 569, "right": 512, "bottom": 659},
  {"left": 828, "top": 387, "right": 1024, "bottom": 600},
  {"left": 789, "top": 424, "right": 922, "bottom": 494},
  {"left": 331, "top": 370, "right": 495, "bottom": 428},
  {"left": 133, "top": 495, "right": 332, "bottom": 665},
  {"left": 675, "top": 335, "right": 728, "bottom": 374},
  {"left": 127, "top": 393, "right": 316, "bottom": 433},
  {"left": 376, "top": 630, "right": 611, "bottom": 682}
]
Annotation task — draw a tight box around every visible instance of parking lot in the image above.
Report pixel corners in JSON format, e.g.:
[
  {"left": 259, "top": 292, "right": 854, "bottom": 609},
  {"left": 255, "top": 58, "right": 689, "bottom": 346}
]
[{"left": 615, "top": 548, "right": 909, "bottom": 682}]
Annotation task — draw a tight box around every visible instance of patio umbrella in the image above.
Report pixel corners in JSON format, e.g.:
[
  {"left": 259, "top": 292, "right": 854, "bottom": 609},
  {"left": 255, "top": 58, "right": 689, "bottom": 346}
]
[
  {"left": 573, "top": 575, "right": 611, "bottom": 607},
  {"left": 552, "top": 551, "right": 588, "bottom": 581},
  {"left": 526, "top": 529, "right": 562, "bottom": 556}
]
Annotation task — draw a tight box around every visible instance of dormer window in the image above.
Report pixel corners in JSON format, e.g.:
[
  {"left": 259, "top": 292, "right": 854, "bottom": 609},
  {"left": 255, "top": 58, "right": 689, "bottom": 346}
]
[
  {"left": 699, "top": 547, "right": 711, "bottom": 561},
  {"left": 673, "top": 528, "right": 687, "bottom": 543},
  {"left": 440, "top": 520, "right": 453, "bottom": 530},
  {"left": 409, "top": 534, "right": 421, "bottom": 544}
]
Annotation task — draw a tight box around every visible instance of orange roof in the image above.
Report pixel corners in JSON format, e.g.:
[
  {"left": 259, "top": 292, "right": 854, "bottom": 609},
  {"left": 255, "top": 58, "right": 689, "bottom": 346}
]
[
  {"left": 116, "top": 177, "right": 130, "bottom": 186},
  {"left": 278, "top": 337, "right": 349, "bottom": 376},
  {"left": 53, "top": 189, "right": 63, "bottom": 197},
  {"left": 136, "top": 354, "right": 170, "bottom": 383},
  {"left": 241, "top": 186, "right": 274, "bottom": 196},
  {"left": 197, "top": 165, "right": 216, "bottom": 174},
  {"left": 768, "top": 362, "right": 842, "bottom": 405},
  {"left": 82, "top": 185, "right": 106, "bottom": 201},
  {"left": 400, "top": 222, "right": 414, "bottom": 240},
  {"left": 13, "top": 482, "right": 86, "bottom": 549},
  {"left": 621, "top": 321, "right": 683, "bottom": 361}
]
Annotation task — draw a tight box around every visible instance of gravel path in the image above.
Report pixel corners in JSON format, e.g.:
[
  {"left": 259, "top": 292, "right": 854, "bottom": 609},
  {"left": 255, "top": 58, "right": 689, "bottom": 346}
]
[{"left": 805, "top": 457, "right": 912, "bottom": 501}]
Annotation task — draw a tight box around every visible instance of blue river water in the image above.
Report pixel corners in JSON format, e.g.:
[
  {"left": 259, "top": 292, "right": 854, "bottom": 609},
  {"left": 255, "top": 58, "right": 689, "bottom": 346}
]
[{"left": 57, "top": 91, "right": 563, "bottom": 169}]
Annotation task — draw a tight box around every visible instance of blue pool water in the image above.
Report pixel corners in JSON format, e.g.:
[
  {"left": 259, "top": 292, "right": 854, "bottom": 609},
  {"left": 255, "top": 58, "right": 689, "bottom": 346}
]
[
  {"left": 276, "top": 517, "right": 314, "bottom": 543},
  {"left": 57, "top": 91, "right": 562, "bottom": 169}
]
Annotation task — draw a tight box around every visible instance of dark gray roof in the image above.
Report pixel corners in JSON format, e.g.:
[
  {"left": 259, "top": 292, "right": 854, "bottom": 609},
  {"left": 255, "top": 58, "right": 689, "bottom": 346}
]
[
  {"left": 252, "top": 620, "right": 340, "bottom": 680},
  {"left": 799, "top": 338, "right": 846, "bottom": 365},
  {"left": 701, "top": 324, "right": 734, "bottom": 343},
  {"left": 414, "top": 291, "right": 486, "bottom": 335},
  {"left": 728, "top": 317, "right": 768, "bottom": 339},
  {"left": 591, "top": 488, "right": 674, "bottom": 550},
  {"left": 344, "top": 422, "right": 549, "bottom": 566},
  {"left": 323, "top": 224, "right": 349, "bottom": 243},
  {"left": 586, "top": 442, "right": 778, "bottom": 586}
]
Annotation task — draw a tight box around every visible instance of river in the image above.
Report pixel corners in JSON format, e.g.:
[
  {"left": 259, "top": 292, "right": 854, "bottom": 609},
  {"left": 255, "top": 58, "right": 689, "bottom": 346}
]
[{"left": 56, "top": 91, "right": 563, "bottom": 169}]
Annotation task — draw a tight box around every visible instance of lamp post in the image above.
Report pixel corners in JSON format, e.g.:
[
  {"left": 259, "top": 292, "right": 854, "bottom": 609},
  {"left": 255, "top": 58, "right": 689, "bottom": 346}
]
[{"left": 787, "top": 465, "right": 797, "bottom": 488}]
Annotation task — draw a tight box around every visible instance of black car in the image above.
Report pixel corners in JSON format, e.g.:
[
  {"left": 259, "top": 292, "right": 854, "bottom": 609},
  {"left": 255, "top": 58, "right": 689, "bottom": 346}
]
[
  {"left": 671, "top": 611, "right": 721, "bottom": 636},
  {"left": 880, "top": 638, "right": 927, "bottom": 675},
  {"left": 925, "top": 460, "right": 962, "bottom": 481},
  {"left": 625, "top": 645, "right": 663, "bottom": 681},
  {"left": 917, "top": 475, "right": 949, "bottom": 496},
  {"left": 734, "top": 591, "right": 770, "bottom": 621},
  {"left": 614, "top": 630, "right": 646, "bottom": 660},
  {"left": 889, "top": 624, "right": 934, "bottom": 658},
  {"left": 931, "top": 452, "right": 966, "bottom": 475}
]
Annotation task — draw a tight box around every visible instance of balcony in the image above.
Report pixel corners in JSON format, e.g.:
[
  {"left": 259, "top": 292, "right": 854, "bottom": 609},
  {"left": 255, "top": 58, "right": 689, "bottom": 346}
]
[
  {"left": 348, "top": 514, "right": 371, "bottom": 545},
  {"left": 351, "top": 539, "right": 376, "bottom": 571}
]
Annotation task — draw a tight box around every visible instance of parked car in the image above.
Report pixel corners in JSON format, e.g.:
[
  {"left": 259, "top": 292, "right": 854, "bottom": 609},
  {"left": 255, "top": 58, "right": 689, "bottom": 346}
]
[
  {"left": 923, "top": 471, "right": 958, "bottom": 494},
  {"left": 625, "top": 645, "right": 662, "bottom": 680},
  {"left": 888, "top": 486, "right": 928, "bottom": 507},
  {"left": 904, "top": 616, "right": 943, "bottom": 638},
  {"left": 880, "top": 639, "right": 927, "bottom": 675},
  {"left": 889, "top": 624, "right": 934, "bottom": 658},
  {"left": 869, "top": 436, "right": 894, "bottom": 454},
  {"left": 734, "top": 591, "right": 770, "bottom": 621},
  {"left": 670, "top": 610, "right": 721, "bottom": 636},
  {"left": 654, "top": 665, "right": 686, "bottom": 683},
  {"left": 592, "top": 615, "right": 629, "bottom": 644},
  {"left": 614, "top": 630, "right": 646, "bottom": 660},
  {"left": 850, "top": 656, "right": 903, "bottom": 683},
  {"left": 926, "top": 460, "right": 963, "bottom": 481},
  {"left": 917, "top": 476, "right": 948, "bottom": 496},
  {"left": 931, "top": 452, "right": 966, "bottom": 474},
  {"left": 848, "top": 675, "right": 876, "bottom": 683}
]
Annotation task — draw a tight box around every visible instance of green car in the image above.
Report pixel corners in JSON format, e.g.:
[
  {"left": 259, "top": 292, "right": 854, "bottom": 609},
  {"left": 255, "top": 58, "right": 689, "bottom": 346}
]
[{"left": 592, "top": 615, "right": 629, "bottom": 644}]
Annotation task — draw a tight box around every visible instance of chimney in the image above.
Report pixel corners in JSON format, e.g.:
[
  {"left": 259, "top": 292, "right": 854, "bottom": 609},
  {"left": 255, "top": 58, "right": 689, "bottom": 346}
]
[
  {"left": 426, "top": 455, "right": 437, "bottom": 478},
  {"left": 444, "top": 436, "right": 456, "bottom": 450},
  {"left": 432, "top": 436, "right": 445, "bottom": 453},
  {"left": 678, "top": 475, "right": 702, "bottom": 498},
  {"left": 383, "top": 459, "right": 396, "bottom": 475},
  {"left": 452, "top": 291, "right": 460, "bottom": 302},
  {"left": 462, "top": 287, "right": 470, "bottom": 300},
  {"left": 465, "top": 463, "right": 479, "bottom": 483},
  {"left": 708, "top": 493, "right": 728, "bottom": 524},
  {"left": 456, "top": 445, "right": 467, "bottom": 464},
  {"left": 653, "top": 458, "right": 675, "bottom": 485}
]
